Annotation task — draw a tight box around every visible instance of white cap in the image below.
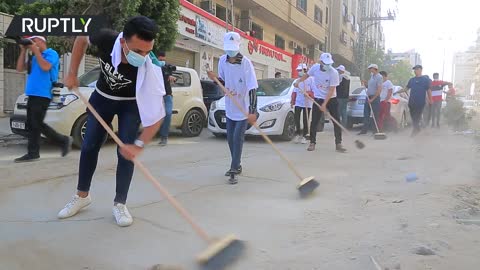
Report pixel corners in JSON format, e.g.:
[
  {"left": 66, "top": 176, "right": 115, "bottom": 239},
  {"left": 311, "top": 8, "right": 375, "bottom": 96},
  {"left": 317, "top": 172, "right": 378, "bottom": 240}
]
[
  {"left": 223, "top": 32, "right": 241, "bottom": 51},
  {"left": 368, "top": 63, "right": 379, "bottom": 70},
  {"left": 296, "top": 63, "right": 307, "bottom": 70},
  {"left": 336, "top": 65, "right": 346, "bottom": 72},
  {"left": 320, "top": 53, "right": 334, "bottom": 65},
  {"left": 25, "top": 35, "right": 46, "bottom": 42}
]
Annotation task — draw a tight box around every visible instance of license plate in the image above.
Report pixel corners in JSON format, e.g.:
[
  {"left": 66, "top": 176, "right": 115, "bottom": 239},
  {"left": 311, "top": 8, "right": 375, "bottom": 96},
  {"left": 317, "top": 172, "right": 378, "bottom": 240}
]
[
  {"left": 11, "top": 121, "right": 25, "bottom": 130},
  {"left": 221, "top": 117, "right": 226, "bottom": 123},
  {"left": 358, "top": 99, "right": 365, "bottom": 105}
]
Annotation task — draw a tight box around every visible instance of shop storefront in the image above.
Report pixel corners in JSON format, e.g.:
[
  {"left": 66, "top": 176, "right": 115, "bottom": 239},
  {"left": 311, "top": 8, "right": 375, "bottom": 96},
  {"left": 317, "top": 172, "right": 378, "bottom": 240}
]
[{"left": 176, "top": 0, "right": 312, "bottom": 80}]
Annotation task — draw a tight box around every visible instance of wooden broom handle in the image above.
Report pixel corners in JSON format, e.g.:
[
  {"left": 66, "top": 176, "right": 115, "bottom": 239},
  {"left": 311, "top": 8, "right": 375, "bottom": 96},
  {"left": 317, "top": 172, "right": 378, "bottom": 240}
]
[
  {"left": 73, "top": 89, "right": 211, "bottom": 242},
  {"left": 211, "top": 77, "right": 306, "bottom": 181},
  {"left": 303, "top": 93, "right": 353, "bottom": 137}
]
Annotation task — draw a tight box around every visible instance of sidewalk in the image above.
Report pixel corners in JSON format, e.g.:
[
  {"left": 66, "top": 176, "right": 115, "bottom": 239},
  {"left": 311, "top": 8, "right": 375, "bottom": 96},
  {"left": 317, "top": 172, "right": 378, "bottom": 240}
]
[{"left": 0, "top": 115, "right": 12, "bottom": 137}]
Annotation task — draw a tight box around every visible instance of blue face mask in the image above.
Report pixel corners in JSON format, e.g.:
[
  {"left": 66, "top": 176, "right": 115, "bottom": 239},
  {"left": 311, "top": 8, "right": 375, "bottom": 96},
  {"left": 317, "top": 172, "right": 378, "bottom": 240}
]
[
  {"left": 298, "top": 71, "right": 304, "bottom": 77},
  {"left": 226, "top": 50, "right": 239, "bottom": 58},
  {"left": 158, "top": 60, "right": 166, "bottom": 67},
  {"left": 123, "top": 43, "right": 147, "bottom": 67},
  {"left": 321, "top": 64, "right": 332, "bottom": 71}
]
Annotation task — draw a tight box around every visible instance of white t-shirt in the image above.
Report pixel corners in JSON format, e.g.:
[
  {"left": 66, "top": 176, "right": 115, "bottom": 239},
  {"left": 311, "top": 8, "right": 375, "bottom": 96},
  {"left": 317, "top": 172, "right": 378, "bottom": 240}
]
[
  {"left": 307, "top": 64, "right": 340, "bottom": 99},
  {"left": 381, "top": 80, "right": 394, "bottom": 101},
  {"left": 293, "top": 77, "right": 314, "bottom": 108},
  {"left": 218, "top": 55, "right": 258, "bottom": 121}
]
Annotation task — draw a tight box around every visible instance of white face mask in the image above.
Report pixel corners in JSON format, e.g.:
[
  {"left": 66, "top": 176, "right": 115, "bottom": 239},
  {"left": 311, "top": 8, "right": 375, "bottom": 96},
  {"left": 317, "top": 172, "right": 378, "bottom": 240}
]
[
  {"left": 321, "top": 64, "right": 332, "bottom": 71},
  {"left": 298, "top": 71, "right": 304, "bottom": 77}
]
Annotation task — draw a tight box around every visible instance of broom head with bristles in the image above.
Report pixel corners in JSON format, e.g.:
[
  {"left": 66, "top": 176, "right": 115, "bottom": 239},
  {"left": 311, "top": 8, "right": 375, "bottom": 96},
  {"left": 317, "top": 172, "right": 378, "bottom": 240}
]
[
  {"left": 297, "top": 176, "right": 319, "bottom": 197},
  {"left": 374, "top": 133, "right": 387, "bottom": 140},
  {"left": 197, "top": 234, "right": 245, "bottom": 269}
]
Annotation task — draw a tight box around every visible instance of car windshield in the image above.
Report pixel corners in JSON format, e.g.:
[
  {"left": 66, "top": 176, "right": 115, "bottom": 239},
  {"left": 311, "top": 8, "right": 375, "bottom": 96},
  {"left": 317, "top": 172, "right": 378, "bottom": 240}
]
[
  {"left": 79, "top": 67, "right": 101, "bottom": 87},
  {"left": 351, "top": 87, "right": 366, "bottom": 95},
  {"left": 256, "top": 78, "right": 294, "bottom": 96}
]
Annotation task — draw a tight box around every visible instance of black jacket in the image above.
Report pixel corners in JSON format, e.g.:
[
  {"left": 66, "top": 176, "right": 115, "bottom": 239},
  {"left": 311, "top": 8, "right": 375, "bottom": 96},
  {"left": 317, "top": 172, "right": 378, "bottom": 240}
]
[
  {"left": 161, "top": 66, "right": 173, "bottom": 96},
  {"left": 336, "top": 76, "right": 350, "bottom": 99}
]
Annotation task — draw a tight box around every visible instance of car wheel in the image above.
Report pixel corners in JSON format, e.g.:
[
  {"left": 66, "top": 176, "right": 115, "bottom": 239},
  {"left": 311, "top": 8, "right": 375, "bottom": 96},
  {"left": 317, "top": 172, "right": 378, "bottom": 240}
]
[
  {"left": 280, "top": 112, "right": 296, "bottom": 141},
  {"left": 71, "top": 114, "right": 108, "bottom": 148},
  {"left": 347, "top": 117, "right": 354, "bottom": 129},
  {"left": 181, "top": 109, "right": 204, "bottom": 137}
]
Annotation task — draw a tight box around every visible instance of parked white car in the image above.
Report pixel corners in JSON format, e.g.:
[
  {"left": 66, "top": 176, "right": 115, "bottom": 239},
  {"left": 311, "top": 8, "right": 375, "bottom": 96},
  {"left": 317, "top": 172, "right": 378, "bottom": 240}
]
[
  {"left": 346, "top": 86, "right": 409, "bottom": 129},
  {"left": 208, "top": 78, "right": 296, "bottom": 140},
  {"left": 10, "top": 66, "right": 207, "bottom": 148}
]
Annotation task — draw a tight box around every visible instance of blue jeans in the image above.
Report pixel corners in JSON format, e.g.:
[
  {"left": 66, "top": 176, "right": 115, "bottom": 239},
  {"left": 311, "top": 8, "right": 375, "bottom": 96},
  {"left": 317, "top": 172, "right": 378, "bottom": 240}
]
[
  {"left": 361, "top": 96, "right": 380, "bottom": 133},
  {"left": 337, "top": 98, "right": 349, "bottom": 127},
  {"left": 159, "top": 95, "right": 173, "bottom": 138},
  {"left": 77, "top": 91, "right": 140, "bottom": 204},
  {"left": 226, "top": 118, "right": 248, "bottom": 170}
]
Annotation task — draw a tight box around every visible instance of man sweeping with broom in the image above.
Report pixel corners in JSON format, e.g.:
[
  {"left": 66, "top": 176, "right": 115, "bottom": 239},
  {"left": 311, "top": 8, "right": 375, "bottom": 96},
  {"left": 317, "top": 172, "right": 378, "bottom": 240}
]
[{"left": 207, "top": 32, "right": 258, "bottom": 184}]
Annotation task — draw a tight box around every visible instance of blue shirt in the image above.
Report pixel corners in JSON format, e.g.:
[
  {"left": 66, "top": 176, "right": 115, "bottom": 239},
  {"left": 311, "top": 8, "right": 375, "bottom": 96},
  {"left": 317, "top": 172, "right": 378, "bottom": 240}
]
[
  {"left": 25, "top": 48, "right": 59, "bottom": 99},
  {"left": 407, "top": 75, "right": 431, "bottom": 107},
  {"left": 367, "top": 73, "right": 383, "bottom": 96}
]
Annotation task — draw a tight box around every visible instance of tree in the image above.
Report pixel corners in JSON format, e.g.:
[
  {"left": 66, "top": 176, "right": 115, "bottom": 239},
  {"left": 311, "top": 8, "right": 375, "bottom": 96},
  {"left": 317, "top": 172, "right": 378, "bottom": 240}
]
[
  {"left": 387, "top": 60, "right": 413, "bottom": 87},
  {"left": 0, "top": 0, "right": 21, "bottom": 14},
  {"left": 12, "top": 0, "right": 179, "bottom": 54}
]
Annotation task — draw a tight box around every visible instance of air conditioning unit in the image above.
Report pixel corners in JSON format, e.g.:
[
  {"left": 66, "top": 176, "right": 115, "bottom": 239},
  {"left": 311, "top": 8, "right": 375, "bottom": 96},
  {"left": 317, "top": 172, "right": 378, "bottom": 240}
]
[
  {"left": 289, "top": 41, "right": 298, "bottom": 49},
  {"left": 200, "top": 0, "right": 216, "bottom": 15}
]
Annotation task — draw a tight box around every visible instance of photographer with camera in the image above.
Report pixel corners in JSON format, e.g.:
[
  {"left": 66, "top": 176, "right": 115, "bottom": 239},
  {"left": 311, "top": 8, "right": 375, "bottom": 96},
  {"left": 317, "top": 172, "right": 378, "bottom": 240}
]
[
  {"left": 157, "top": 51, "right": 176, "bottom": 146},
  {"left": 14, "top": 36, "right": 72, "bottom": 163}
]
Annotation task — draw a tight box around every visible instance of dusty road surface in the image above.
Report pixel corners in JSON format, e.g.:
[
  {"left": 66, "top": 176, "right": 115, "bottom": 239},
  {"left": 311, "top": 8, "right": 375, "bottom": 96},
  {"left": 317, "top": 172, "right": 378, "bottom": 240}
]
[{"left": 0, "top": 125, "right": 479, "bottom": 270}]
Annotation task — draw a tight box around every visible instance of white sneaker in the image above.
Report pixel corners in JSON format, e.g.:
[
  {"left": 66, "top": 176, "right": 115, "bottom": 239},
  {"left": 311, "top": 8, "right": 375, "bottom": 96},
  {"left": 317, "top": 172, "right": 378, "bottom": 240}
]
[
  {"left": 301, "top": 137, "right": 308, "bottom": 144},
  {"left": 112, "top": 203, "right": 133, "bottom": 227},
  {"left": 58, "top": 194, "right": 92, "bottom": 219},
  {"left": 294, "top": 135, "right": 301, "bottom": 144}
]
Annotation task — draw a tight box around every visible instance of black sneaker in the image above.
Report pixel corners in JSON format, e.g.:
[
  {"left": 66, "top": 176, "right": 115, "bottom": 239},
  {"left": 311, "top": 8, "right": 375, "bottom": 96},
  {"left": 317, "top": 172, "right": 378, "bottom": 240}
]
[
  {"left": 14, "top": 154, "right": 40, "bottom": 163},
  {"left": 159, "top": 137, "right": 167, "bottom": 146},
  {"left": 224, "top": 165, "right": 242, "bottom": 176},
  {"left": 228, "top": 174, "right": 238, "bottom": 185},
  {"left": 62, "top": 136, "right": 73, "bottom": 157}
]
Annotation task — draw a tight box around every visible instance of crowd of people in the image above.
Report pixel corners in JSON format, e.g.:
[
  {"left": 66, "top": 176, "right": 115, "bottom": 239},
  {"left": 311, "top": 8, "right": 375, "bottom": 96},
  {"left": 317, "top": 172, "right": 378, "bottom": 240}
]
[{"left": 13, "top": 14, "right": 458, "bottom": 227}]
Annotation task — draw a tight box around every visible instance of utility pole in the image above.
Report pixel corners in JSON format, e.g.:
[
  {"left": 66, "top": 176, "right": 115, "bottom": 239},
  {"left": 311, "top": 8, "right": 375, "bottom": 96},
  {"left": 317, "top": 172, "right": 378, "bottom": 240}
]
[{"left": 355, "top": 0, "right": 395, "bottom": 79}]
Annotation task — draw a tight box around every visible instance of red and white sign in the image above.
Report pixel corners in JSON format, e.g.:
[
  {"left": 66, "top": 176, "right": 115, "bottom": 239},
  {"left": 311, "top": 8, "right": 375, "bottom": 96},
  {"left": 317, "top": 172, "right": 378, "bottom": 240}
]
[{"left": 247, "top": 39, "right": 287, "bottom": 62}]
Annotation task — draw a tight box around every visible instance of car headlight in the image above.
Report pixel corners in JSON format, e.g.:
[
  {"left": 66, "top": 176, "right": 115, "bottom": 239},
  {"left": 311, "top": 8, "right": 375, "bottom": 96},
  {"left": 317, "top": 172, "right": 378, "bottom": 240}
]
[
  {"left": 260, "top": 101, "right": 285, "bottom": 112},
  {"left": 210, "top": 101, "right": 217, "bottom": 111}
]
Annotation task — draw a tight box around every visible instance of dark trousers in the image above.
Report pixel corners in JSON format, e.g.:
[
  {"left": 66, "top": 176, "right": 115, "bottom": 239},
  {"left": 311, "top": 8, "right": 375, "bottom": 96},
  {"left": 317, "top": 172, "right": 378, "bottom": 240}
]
[
  {"left": 429, "top": 101, "right": 442, "bottom": 126},
  {"left": 226, "top": 118, "right": 248, "bottom": 170},
  {"left": 294, "top": 106, "right": 311, "bottom": 137},
  {"left": 361, "top": 96, "right": 380, "bottom": 133},
  {"left": 310, "top": 98, "right": 342, "bottom": 145},
  {"left": 409, "top": 103, "right": 425, "bottom": 132},
  {"left": 26, "top": 95, "right": 66, "bottom": 156},
  {"left": 77, "top": 91, "right": 140, "bottom": 204}
]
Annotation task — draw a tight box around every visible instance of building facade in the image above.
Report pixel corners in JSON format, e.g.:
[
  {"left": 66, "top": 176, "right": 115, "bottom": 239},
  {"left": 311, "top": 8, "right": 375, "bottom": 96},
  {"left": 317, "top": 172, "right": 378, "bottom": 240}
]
[
  {"left": 174, "top": 0, "right": 330, "bottom": 79},
  {"left": 452, "top": 50, "right": 478, "bottom": 97},
  {"left": 387, "top": 49, "right": 423, "bottom": 68}
]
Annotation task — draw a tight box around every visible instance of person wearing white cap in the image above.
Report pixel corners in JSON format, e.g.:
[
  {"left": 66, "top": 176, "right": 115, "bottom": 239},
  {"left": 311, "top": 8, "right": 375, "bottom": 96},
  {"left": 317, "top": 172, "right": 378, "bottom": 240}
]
[
  {"left": 290, "top": 63, "right": 314, "bottom": 144},
  {"left": 335, "top": 65, "right": 350, "bottom": 127},
  {"left": 208, "top": 32, "right": 258, "bottom": 184},
  {"left": 14, "top": 35, "right": 73, "bottom": 163},
  {"left": 359, "top": 63, "right": 383, "bottom": 134},
  {"left": 294, "top": 53, "right": 347, "bottom": 153}
]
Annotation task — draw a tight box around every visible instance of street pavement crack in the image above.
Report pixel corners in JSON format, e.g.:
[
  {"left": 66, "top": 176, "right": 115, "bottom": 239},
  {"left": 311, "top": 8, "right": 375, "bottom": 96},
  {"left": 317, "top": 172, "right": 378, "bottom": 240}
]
[
  {"left": 135, "top": 216, "right": 188, "bottom": 234},
  {"left": 0, "top": 216, "right": 105, "bottom": 224}
]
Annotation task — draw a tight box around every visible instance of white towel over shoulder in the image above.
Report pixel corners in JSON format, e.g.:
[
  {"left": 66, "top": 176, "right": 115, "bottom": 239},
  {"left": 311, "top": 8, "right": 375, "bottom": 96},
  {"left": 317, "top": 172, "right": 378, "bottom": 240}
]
[{"left": 111, "top": 32, "right": 166, "bottom": 127}]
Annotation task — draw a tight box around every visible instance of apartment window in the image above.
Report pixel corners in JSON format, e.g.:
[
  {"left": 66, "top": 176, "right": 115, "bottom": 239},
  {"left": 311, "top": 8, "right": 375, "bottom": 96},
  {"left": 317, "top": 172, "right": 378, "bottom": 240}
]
[
  {"left": 326, "top": 7, "right": 329, "bottom": 24},
  {"left": 340, "top": 31, "right": 348, "bottom": 44},
  {"left": 296, "top": 0, "right": 307, "bottom": 13},
  {"left": 342, "top": 3, "right": 348, "bottom": 23},
  {"left": 350, "top": 38, "right": 355, "bottom": 48},
  {"left": 215, "top": 5, "right": 233, "bottom": 22},
  {"left": 251, "top": 22, "right": 263, "bottom": 40},
  {"left": 275, "top": 34, "right": 285, "bottom": 50},
  {"left": 351, "top": 14, "right": 356, "bottom": 31},
  {"left": 314, "top": 6, "right": 323, "bottom": 24}
]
